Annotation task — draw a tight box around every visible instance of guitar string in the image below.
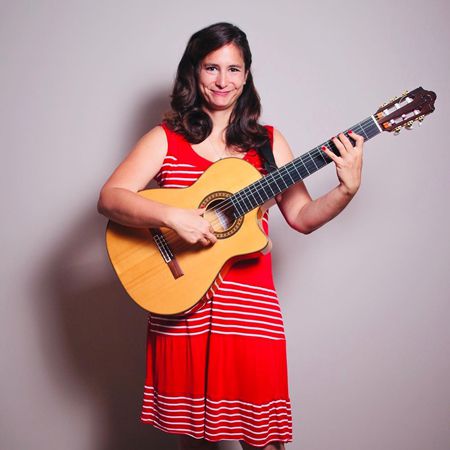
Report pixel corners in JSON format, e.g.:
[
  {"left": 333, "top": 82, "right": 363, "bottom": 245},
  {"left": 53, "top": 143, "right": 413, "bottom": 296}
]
[{"left": 155, "top": 119, "right": 377, "bottom": 251}]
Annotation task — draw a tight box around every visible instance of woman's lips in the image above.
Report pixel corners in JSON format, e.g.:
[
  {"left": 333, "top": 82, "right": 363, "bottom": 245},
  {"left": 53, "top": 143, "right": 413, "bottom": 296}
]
[{"left": 211, "top": 90, "right": 230, "bottom": 96}]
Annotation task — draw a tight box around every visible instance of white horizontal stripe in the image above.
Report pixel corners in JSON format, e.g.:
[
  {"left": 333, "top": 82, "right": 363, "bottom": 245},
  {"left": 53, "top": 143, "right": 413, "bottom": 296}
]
[
  {"left": 207, "top": 398, "right": 290, "bottom": 408},
  {"left": 161, "top": 184, "right": 188, "bottom": 188},
  {"left": 211, "top": 330, "right": 285, "bottom": 340},
  {"left": 212, "top": 323, "right": 285, "bottom": 335},
  {"left": 216, "top": 286, "right": 278, "bottom": 300},
  {"left": 206, "top": 403, "right": 290, "bottom": 414},
  {"left": 150, "top": 316, "right": 284, "bottom": 331},
  {"left": 145, "top": 412, "right": 291, "bottom": 431},
  {"left": 143, "top": 419, "right": 292, "bottom": 445},
  {"left": 150, "top": 313, "right": 211, "bottom": 323},
  {"left": 161, "top": 161, "right": 194, "bottom": 167},
  {"left": 213, "top": 300, "right": 282, "bottom": 315},
  {"left": 146, "top": 392, "right": 291, "bottom": 409},
  {"left": 205, "top": 429, "right": 292, "bottom": 442},
  {"left": 150, "top": 310, "right": 211, "bottom": 321},
  {"left": 143, "top": 401, "right": 204, "bottom": 410},
  {"left": 162, "top": 155, "right": 177, "bottom": 161},
  {"left": 220, "top": 280, "right": 276, "bottom": 294},
  {"left": 143, "top": 405, "right": 292, "bottom": 424},
  {"left": 149, "top": 327, "right": 283, "bottom": 339},
  {"left": 144, "top": 420, "right": 203, "bottom": 436},
  {"left": 212, "top": 307, "right": 284, "bottom": 322},
  {"left": 150, "top": 322, "right": 210, "bottom": 330},
  {"left": 149, "top": 329, "right": 210, "bottom": 337},
  {"left": 144, "top": 399, "right": 205, "bottom": 408},
  {"left": 144, "top": 413, "right": 292, "bottom": 434},
  {"left": 206, "top": 428, "right": 292, "bottom": 439},
  {"left": 143, "top": 388, "right": 290, "bottom": 411},
  {"left": 150, "top": 417, "right": 202, "bottom": 429},
  {"left": 142, "top": 410, "right": 204, "bottom": 419},
  {"left": 214, "top": 293, "right": 280, "bottom": 308},
  {"left": 151, "top": 307, "right": 285, "bottom": 330},
  {"left": 144, "top": 390, "right": 204, "bottom": 401},
  {"left": 205, "top": 423, "right": 292, "bottom": 435},
  {"left": 213, "top": 316, "right": 284, "bottom": 329},
  {"left": 205, "top": 411, "right": 291, "bottom": 422},
  {"left": 161, "top": 170, "right": 204, "bottom": 175},
  {"left": 184, "top": 314, "right": 282, "bottom": 330},
  {"left": 162, "top": 176, "right": 199, "bottom": 181},
  {"left": 149, "top": 412, "right": 291, "bottom": 429},
  {"left": 143, "top": 404, "right": 205, "bottom": 415}
]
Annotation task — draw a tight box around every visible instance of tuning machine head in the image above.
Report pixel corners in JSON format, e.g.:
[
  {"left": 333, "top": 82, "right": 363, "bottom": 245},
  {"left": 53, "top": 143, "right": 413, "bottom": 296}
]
[{"left": 405, "top": 120, "right": 415, "bottom": 130}]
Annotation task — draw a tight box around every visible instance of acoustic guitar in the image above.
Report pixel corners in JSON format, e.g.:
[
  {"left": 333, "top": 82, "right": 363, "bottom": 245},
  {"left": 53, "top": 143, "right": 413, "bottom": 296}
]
[{"left": 105, "top": 87, "right": 436, "bottom": 315}]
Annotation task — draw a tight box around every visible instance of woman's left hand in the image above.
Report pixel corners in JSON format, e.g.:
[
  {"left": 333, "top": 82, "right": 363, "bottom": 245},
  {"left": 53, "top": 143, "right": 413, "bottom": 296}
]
[{"left": 321, "top": 131, "right": 364, "bottom": 196}]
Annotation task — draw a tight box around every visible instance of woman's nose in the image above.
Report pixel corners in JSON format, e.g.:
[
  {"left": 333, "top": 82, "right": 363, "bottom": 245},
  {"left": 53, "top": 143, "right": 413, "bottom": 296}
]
[{"left": 215, "top": 70, "right": 227, "bottom": 88}]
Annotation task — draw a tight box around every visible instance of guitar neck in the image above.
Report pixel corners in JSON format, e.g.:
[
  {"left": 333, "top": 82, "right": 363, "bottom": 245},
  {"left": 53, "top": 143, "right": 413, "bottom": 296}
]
[{"left": 230, "top": 115, "right": 382, "bottom": 219}]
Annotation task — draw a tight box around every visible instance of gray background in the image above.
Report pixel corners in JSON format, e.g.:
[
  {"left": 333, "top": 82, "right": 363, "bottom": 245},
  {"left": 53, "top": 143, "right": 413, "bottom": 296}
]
[{"left": 1, "top": 1, "right": 449, "bottom": 449}]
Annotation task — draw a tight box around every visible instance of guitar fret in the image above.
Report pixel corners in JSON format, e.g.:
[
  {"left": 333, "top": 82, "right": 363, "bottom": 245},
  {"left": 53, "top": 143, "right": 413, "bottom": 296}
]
[{"left": 306, "top": 152, "right": 319, "bottom": 170}]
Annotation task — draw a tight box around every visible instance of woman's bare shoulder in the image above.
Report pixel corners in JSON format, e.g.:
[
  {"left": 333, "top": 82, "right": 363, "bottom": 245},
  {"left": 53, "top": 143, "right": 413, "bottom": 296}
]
[{"left": 272, "top": 127, "right": 295, "bottom": 166}]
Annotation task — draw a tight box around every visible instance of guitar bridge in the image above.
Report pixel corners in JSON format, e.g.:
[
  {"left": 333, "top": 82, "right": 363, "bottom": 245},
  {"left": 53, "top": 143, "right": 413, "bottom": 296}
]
[{"left": 149, "top": 228, "right": 184, "bottom": 279}]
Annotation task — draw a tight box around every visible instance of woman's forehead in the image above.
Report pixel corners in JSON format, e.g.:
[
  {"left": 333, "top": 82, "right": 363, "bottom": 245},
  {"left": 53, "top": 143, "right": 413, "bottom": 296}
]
[{"left": 202, "top": 43, "right": 244, "bottom": 65}]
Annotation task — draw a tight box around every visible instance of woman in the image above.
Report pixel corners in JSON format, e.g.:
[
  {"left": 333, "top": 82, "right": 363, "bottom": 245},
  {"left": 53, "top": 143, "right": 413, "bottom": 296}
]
[{"left": 97, "top": 22, "right": 363, "bottom": 450}]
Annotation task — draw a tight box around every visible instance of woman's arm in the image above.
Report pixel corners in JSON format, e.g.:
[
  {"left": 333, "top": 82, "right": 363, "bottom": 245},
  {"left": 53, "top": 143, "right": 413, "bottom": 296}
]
[
  {"left": 97, "top": 126, "right": 217, "bottom": 245},
  {"left": 272, "top": 128, "right": 364, "bottom": 234}
]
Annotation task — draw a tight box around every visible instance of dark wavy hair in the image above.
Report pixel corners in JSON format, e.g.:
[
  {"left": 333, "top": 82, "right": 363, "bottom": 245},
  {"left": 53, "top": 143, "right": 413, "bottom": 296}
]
[{"left": 163, "top": 22, "right": 269, "bottom": 151}]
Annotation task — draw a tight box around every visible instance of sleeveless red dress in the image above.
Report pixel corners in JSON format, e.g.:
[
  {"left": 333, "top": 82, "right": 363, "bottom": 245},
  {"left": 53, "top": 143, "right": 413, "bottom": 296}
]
[{"left": 140, "top": 123, "right": 293, "bottom": 447}]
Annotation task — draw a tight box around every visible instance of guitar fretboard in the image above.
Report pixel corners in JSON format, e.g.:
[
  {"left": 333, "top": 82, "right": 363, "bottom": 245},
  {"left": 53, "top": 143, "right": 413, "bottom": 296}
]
[{"left": 228, "top": 115, "right": 382, "bottom": 219}]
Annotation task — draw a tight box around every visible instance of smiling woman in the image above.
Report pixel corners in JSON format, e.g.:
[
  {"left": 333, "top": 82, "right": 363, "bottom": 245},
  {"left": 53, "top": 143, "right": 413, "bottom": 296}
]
[
  {"left": 197, "top": 43, "right": 248, "bottom": 113},
  {"left": 97, "top": 21, "right": 365, "bottom": 450}
]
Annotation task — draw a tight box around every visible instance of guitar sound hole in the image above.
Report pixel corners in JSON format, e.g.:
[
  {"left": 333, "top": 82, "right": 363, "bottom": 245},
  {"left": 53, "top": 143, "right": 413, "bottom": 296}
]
[{"left": 201, "top": 192, "right": 243, "bottom": 239}]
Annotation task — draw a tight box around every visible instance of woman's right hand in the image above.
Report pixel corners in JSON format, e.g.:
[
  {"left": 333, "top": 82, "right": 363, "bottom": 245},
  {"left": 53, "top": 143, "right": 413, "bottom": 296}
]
[{"left": 165, "top": 207, "right": 218, "bottom": 247}]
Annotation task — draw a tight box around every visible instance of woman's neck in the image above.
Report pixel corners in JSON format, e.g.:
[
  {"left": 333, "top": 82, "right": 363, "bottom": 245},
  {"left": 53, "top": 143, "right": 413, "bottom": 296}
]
[{"left": 204, "top": 107, "right": 232, "bottom": 142}]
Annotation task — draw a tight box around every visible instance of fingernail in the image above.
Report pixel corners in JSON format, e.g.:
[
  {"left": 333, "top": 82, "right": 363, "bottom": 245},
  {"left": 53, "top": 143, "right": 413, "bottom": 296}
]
[
  {"left": 321, "top": 146, "right": 327, "bottom": 151},
  {"left": 348, "top": 130, "right": 353, "bottom": 134}
]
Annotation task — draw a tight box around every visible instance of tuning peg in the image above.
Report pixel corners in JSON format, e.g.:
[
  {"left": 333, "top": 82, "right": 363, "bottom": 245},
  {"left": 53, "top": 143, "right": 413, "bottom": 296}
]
[
  {"left": 393, "top": 126, "right": 402, "bottom": 135},
  {"left": 417, "top": 115, "right": 425, "bottom": 127},
  {"left": 405, "top": 120, "right": 414, "bottom": 130}
]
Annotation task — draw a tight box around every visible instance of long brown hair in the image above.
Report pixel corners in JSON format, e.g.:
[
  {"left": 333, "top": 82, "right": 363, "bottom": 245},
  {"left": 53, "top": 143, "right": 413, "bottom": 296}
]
[{"left": 163, "top": 22, "right": 269, "bottom": 151}]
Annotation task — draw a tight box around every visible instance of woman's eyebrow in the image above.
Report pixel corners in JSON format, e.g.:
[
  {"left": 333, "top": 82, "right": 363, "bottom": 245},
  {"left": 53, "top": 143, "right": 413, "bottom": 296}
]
[{"left": 202, "top": 62, "right": 243, "bottom": 68}]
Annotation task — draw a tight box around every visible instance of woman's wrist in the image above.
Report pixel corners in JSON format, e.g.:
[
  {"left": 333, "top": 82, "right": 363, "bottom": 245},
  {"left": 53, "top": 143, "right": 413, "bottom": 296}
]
[{"left": 337, "top": 182, "right": 359, "bottom": 198}]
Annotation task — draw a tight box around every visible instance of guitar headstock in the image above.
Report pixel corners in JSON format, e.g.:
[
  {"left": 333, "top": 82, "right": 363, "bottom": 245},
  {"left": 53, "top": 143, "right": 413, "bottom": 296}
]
[{"left": 374, "top": 87, "right": 436, "bottom": 134}]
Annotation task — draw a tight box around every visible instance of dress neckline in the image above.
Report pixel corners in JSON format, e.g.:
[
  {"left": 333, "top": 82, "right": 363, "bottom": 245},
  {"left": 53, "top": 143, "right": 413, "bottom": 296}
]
[{"left": 186, "top": 141, "right": 256, "bottom": 167}]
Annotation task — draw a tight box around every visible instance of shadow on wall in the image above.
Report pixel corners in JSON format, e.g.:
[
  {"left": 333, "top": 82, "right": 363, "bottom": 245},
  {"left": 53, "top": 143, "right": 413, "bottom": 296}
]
[{"left": 38, "top": 92, "right": 184, "bottom": 450}]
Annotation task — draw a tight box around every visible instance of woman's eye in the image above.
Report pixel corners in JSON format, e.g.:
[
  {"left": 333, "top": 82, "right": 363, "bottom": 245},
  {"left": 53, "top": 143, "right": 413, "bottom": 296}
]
[
  {"left": 205, "top": 66, "right": 217, "bottom": 72},
  {"left": 230, "top": 67, "right": 240, "bottom": 72}
]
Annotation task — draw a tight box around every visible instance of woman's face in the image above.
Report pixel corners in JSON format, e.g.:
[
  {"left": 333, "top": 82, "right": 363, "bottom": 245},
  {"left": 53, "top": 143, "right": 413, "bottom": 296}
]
[{"left": 197, "top": 43, "right": 248, "bottom": 113}]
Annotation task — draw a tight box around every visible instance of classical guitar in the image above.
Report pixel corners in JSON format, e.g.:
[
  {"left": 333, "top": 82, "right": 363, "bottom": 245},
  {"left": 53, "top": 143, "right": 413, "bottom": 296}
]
[{"left": 105, "top": 87, "right": 436, "bottom": 315}]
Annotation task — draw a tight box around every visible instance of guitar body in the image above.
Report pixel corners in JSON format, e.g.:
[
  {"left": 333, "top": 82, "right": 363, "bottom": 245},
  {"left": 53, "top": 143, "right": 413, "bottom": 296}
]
[{"left": 105, "top": 158, "right": 271, "bottom": 315}]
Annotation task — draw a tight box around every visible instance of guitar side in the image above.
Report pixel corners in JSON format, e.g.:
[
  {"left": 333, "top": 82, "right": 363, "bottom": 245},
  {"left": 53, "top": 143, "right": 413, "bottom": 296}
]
[{"left": 105, "top": 158, "right": 270, "bottom": 315}]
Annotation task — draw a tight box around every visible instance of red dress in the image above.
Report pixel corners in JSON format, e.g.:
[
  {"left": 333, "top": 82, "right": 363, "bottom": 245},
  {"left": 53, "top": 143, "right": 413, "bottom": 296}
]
[{"left": 140, "top": 123, "right": 293, "bottom": 447}]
